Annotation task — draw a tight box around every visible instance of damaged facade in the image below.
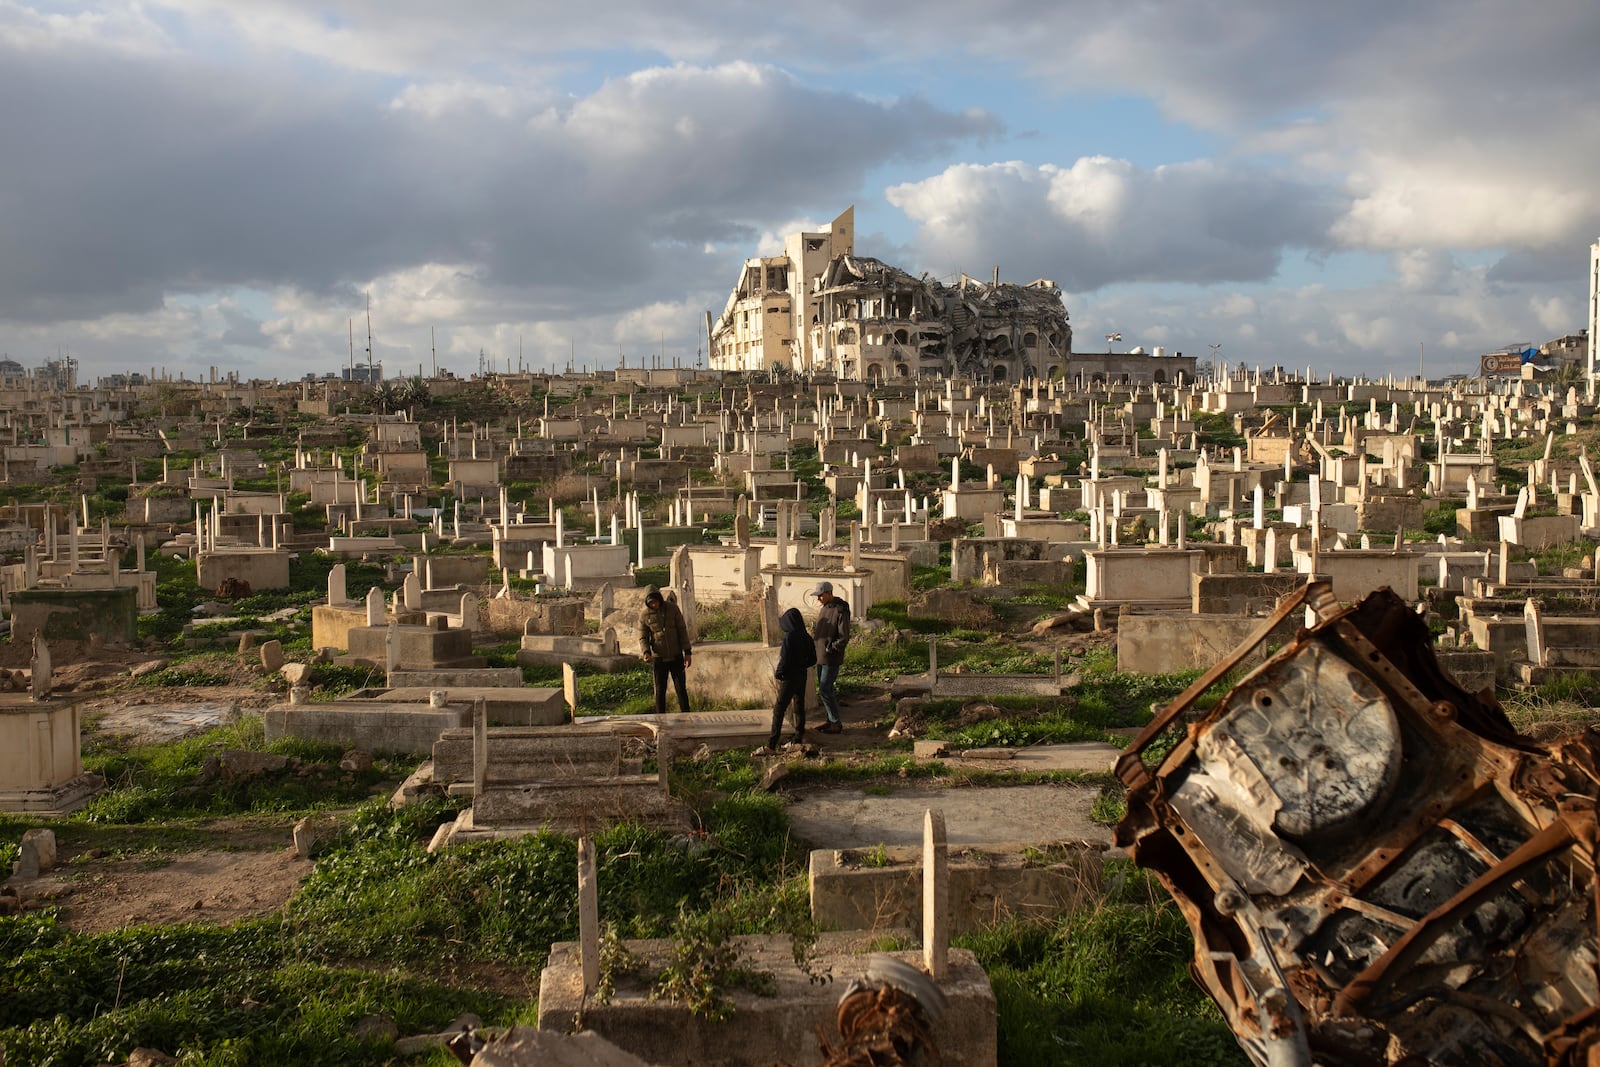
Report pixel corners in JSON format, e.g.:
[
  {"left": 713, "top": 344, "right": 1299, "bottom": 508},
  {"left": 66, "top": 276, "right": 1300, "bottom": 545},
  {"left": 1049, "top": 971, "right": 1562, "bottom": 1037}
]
[
  {"left": 1116, "top": 582, "right": 1600, "bottom": 1067},
  {"left": 709, "top": 207, "right": 1072, "bottom": 382}
]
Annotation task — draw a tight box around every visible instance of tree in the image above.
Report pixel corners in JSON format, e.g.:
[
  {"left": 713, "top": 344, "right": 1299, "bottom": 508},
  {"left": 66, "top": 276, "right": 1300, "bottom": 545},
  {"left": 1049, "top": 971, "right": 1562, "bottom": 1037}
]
[
  {"left": 397, "top": 376, "right": 431, "bottom": 412},
  {"left": 367, "top": 380, "right": 396, "bottom": 415}
]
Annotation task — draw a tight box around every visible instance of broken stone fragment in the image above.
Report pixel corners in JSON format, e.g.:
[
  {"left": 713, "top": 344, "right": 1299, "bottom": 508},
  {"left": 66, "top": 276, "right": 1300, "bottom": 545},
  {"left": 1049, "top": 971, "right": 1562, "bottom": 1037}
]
[
  {"left": 292, "top": 815, "right": 343, "bottom": 860},
  {"left": 351, "top": 1013, "right": 398, "bottom": 1043},
  {"left": 15, "top": 828, "right": 57, "bottom": 878},
  {"left": 126, "top": 1050, "right": 177, "bottom": 1067},
  {"left": 280, "top": 662, "right": 310, "bottom": 686}
]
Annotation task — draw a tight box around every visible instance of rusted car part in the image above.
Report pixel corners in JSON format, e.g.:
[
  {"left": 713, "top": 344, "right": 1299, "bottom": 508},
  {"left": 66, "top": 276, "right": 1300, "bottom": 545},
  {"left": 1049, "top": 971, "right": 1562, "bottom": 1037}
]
[
  {"left": 1116, "top": 581, "right": 1599, "bottom": 1067},
  {"left": 814, "top": 953, "right": 947, "bottom": 1067}
]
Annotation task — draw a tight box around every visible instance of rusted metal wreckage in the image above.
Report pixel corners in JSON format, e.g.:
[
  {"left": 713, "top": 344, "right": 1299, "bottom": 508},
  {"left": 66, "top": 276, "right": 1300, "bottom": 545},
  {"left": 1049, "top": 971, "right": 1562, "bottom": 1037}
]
[{"left": 1116, "top": 581, "right": 1600, "bottom": 1067}]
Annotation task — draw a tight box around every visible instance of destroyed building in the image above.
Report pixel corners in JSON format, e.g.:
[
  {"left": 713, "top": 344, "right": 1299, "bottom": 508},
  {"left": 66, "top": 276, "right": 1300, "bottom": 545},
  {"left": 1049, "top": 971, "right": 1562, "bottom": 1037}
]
[{"left": 709, "top": 207, "right": 1073, "bottom": 382}]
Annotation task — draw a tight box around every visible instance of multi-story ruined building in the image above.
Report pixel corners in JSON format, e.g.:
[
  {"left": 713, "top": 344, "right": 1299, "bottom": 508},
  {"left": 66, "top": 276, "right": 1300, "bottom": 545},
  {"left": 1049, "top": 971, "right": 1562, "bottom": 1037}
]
[{"left": 709, "top": 208, "right": 1072, "bottom": 382}]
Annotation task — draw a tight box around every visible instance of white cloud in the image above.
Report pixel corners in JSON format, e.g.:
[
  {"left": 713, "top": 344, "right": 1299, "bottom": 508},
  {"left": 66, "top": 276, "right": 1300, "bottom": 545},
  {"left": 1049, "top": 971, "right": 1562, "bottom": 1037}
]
[{"left": 887, "top": 157, "right": 1340, "bottom": 291}]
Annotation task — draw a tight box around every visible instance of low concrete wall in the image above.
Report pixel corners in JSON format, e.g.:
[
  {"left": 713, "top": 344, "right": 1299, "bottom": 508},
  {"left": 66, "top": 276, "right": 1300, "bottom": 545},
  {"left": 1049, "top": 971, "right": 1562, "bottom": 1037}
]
[
  {"left": 311, "top": 602, "right": 367, "bottom": 653},
  {"left": 539, "top": 936, "right": 997, "bottom": 1067},
  {"left": 1433, "top": 648, "right": 1496, "bottom": 695},
  {"left": 690, "top": 641, "right": 816, "bottom": 710},
  {"left": 346, "top": 624, "right": 475, "bottom": 668},
  {"left": 1192, "top": 572, "right": 1309, "bottom": 615},
  {"left": 1117, "top": 612, "right": 1298, "bottom": 674},
  {"left": 263, "top": 702, "right": 470, "bottom": 755},
  {"left": 10, "top": 587, "right": 137, "bottom": 647},
  {"left": 809, "top": 843, "right": 1104, "bottom": 935},
  {"left": 196, "top": 549, "right": 290, "bottom": 592}
]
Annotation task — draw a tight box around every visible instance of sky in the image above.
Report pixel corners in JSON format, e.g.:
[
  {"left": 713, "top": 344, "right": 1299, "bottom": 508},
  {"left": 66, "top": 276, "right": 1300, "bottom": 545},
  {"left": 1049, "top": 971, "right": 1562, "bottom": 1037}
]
[{"left": 1, "top": 0, "right": 1597, "bottom": 383}]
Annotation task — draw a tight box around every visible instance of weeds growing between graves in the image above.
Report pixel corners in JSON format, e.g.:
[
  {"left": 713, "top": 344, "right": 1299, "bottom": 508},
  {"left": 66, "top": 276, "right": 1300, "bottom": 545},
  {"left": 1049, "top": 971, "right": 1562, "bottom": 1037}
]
[
  {"left": 72, "top": 717, "right": 413, "bottom": 823},
  {"left": 959, "top": 862, "right": 1246, "bottom": 1067}
]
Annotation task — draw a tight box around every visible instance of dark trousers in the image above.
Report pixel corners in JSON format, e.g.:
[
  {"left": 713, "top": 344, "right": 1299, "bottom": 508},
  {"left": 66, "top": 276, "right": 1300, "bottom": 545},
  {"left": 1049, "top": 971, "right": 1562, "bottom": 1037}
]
[
  {"left": 769, "top": 675, "right": 806, "bottom": 747},
  {"left": 652, "top": 656, "right": 690, "bottom": 715}
]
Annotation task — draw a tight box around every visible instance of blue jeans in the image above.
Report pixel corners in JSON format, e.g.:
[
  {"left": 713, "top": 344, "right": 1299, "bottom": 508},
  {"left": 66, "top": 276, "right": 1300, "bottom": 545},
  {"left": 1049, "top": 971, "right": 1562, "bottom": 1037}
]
[{"left": 816, "top": 662, "right": 842, "bottom": 724}]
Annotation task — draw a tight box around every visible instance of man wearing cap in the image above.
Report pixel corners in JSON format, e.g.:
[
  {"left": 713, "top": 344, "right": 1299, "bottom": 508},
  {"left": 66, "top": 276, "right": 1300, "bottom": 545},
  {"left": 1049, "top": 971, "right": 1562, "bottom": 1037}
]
[
  {"left": 810, "top": 581, "right": 851, "bottom": 734},
  {"left": 638, "top": 585, "right": 692, "bottom": 715}
]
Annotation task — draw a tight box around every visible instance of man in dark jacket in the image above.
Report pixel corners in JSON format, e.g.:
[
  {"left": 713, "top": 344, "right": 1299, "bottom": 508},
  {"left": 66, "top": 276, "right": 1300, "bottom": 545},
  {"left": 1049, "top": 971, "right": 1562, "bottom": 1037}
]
[
  {"left": 811, "top": 581, "right": 850, "bottom": 733},
  {"left": 638, "top": 585, "right": 692, "bottom": 715},
  {"left": 759, "top": 607, "right": 816, "bottom": 755}
]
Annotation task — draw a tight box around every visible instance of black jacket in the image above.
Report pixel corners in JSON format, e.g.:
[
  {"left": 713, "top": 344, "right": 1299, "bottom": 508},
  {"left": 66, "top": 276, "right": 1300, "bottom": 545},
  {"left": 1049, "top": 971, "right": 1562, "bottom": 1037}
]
[{"left": 775, "top": 607, "right": 817, "bottom": 679}]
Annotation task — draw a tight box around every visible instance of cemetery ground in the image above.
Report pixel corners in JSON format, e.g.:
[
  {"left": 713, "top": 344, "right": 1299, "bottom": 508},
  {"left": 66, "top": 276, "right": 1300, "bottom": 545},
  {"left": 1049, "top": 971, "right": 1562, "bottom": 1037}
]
[
  {"left": 6, "top": 555, "right": 1600, "bottom": 1066},
  {"left": 0, "top": 550, "right": 1262, "bottom": 1067},
  {"left": 13, "top": 376, "right": 1600, "bottom": 1064}
]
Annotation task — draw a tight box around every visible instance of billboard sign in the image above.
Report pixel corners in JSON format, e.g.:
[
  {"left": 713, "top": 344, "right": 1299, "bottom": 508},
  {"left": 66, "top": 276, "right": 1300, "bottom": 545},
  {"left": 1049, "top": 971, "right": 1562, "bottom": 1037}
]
[{"left": 1480, "top": 352, "right": 1525, "bottom": 375}]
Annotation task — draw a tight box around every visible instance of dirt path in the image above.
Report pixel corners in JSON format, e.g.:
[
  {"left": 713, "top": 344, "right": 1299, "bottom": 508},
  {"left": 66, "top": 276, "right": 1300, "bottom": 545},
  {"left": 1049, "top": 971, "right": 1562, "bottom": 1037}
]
[{"left": 25, "top": 842, "right": 308, "bottom": 933}]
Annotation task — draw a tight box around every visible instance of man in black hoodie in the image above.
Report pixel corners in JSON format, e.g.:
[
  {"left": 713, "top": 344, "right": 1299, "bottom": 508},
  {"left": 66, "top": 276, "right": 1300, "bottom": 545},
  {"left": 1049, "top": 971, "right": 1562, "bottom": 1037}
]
[{"left": 758, "top": 606, "right": 815, "bottom": 755}]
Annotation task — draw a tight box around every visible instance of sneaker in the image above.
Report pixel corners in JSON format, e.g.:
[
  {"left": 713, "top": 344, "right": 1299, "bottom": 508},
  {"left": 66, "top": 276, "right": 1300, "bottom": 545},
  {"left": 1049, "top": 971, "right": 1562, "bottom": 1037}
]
[
  {"left": 819, "top": 721, "right": 843, "bottom": 735},
  {"left": 753, "top": 745, "right": 776, "bottom": 757}
]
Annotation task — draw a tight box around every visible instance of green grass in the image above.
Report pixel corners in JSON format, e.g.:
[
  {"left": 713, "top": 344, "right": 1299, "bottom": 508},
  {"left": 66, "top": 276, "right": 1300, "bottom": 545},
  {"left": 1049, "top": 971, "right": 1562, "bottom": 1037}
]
[
  {"left": 959, "top": 864, "right": 1246, "bottom": 1066},
  {"left": 0, "top": 914, "right": 522, "bottom": 1067},
  {"left": 71, "top": 716, "right": 416, "bottom": 824}
]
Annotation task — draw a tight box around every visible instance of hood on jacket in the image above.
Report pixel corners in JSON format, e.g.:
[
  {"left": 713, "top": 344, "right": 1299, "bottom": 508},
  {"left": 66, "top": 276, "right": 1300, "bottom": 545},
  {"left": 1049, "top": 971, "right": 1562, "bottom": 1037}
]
[
  {"left": 779, "top": 607, "right": 805, "bottom": 633},
  {"left": 643, "top": 584, "right": 663, "bottom": 605}
]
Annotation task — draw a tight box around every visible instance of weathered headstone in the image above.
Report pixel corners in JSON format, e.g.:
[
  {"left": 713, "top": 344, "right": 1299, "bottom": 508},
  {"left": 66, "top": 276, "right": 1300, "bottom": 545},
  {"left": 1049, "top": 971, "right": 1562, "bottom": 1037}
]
[
  {"left": 328, "top": 563, "right": 347, "bottom": 605},
  {"left": 365, "top": 585, "right": 384, "bottom": 627},
  {"left": 578, "top": 836, "right": 600, "bottom": 996},
  {"left": 563, "top": 662, "right": 579, "bottom": 715},
  {"left": 1524, "top": 599, "right": 1547, "bottom": 668},
  {"left": 923, "top": 808, "right": 948, "bottom": 980},
  {"left": 259, "top": 640, "right": 284, "bottom": 673},
  {"left": 385, "top": 620, "right": 399, "bottom": 681},
  {"left": 459, "top": 592, "right": 480, "bottom": 632},
  {"left": 403, "top": 571, "right": 422, "bottom": 611},
  {"left": 30, "top": 634, "right": 50, "bottom": 702}
]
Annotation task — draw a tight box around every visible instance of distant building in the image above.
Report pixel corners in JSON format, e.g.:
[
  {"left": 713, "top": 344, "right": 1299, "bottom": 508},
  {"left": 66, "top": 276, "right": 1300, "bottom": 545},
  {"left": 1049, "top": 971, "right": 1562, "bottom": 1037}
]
[
  {"left": 1539, "top": 331, "right": 1587, "bottom": 369},
  {"left": 342, "top": 363, "right": 383, "bottom": 384},
  {"left": 709, "top": 207, "right": 1072, "bottom": 382},
  {"left": 0, "top": 358, "right": 23, "bottom": 384},
  {"left": 97, "top": 372, "right": 148, "bottom": 388},
  {"left": 1069, "top": 349, "right": 1197, "bottom": 387},
  {"left": 33, "top": 357, "right": 76, "bottom": 391}
]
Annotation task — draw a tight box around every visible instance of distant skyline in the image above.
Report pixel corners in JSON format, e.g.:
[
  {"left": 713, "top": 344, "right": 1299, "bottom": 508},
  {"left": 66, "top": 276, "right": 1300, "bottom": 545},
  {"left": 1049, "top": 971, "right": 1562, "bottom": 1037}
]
[{"left": 2, "top": 1, "right": 1597, "bottom": 382}]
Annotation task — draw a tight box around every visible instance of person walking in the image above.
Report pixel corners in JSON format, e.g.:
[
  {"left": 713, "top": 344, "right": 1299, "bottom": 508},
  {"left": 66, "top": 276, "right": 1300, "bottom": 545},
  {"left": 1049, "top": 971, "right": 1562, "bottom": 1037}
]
[
  {"left": 638, "top": 585, "right": 692, "bottom": 715},
  {"left": 811, "top": 581, "right": 851, "bottom": 734},
  {"left": 757, "top": 606, "right": 815, "bottom": 756}
]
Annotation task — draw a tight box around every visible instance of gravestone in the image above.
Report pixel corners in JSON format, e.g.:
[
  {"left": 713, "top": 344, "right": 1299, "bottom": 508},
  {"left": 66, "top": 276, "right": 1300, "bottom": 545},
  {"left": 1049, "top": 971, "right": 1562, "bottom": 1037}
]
[
  {"left": 259, "top": 640, "right": 285, "bottom": 673},
  {"left": 30, "top": 635, "right": 50, "bottom": 701},
  {"left": 365, "top": 585, "right": 385, "bottom": 627},
  {"left": 328, "top": 563, "right": 347, "bottom": 605}
]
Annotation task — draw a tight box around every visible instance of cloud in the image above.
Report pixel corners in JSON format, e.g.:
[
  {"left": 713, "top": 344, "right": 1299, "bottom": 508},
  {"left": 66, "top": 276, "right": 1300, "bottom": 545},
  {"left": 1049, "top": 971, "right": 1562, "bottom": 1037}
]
[
  {"left": 1070, "top": 255, "right": 1583, "bottom": 377},
  {"left": 887, "top": 157, "right": 1340, "bottom": 290},
  {"left": 0, "top": 13, "right": 996, "bottom": 333}
]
